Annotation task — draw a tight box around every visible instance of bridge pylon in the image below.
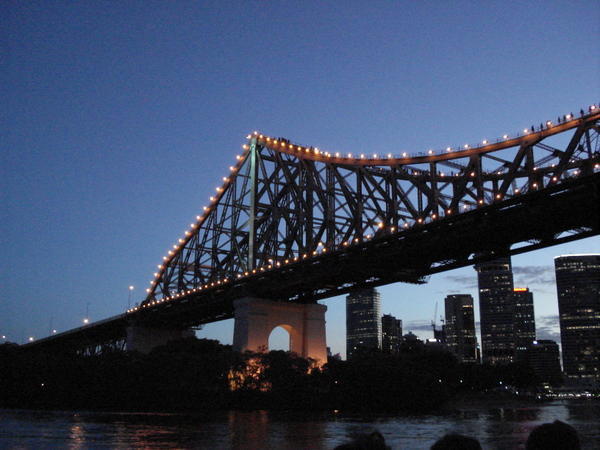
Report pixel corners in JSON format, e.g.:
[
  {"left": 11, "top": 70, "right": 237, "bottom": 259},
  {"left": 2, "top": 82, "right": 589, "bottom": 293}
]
[{"left": 232, "top": 297, "right": 328, "bottom": 365}]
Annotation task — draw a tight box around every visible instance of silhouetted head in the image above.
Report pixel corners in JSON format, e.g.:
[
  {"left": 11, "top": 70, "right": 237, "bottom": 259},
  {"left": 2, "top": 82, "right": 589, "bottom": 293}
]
[
  {"left": 526, "top": 420, "right": 580, "bottom": 450},
  {"left": 431, "top": 433, "right": 482, "bottom": 450},
  {"left": 334, "top": 431, "right": 390, "bottom": 450}
]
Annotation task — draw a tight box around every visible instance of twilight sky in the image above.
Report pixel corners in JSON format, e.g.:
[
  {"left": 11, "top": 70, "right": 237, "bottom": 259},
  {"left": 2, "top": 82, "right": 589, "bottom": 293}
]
[{"left": 2, "top": 1, "right": 599, "bottom": 357}]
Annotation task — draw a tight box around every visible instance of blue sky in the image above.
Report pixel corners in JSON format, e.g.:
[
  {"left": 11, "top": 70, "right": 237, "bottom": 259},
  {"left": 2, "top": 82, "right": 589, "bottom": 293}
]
[{"left": 2, "top": 1, "right": 599, "bottom": 357}]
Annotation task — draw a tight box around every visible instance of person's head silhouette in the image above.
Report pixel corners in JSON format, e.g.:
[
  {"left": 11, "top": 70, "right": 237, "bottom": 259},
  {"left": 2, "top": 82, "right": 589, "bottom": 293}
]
[{"left": 526, "top": 420, "right": 580, "bottom": 450}]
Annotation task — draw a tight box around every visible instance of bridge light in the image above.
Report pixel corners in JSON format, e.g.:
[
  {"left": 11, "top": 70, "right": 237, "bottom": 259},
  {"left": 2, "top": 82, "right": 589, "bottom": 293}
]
[
  {"left": 210, "top": 196, "right": 215, "bottom": 201},
  {"left": 503, "top": 134, "right": 508, "bottom": 139},
  {"left": 552, "top": 177, "right": 557, "bottom": 182},
  {"left": 404, "top": 223, "right": 409, "bottom": 228},
  {"left": 446, "top": 147, "right": 452, "bottom": 152},
  {"left": 464, "top": 144, "right": 469, "bottom": 149},
  {"left": 447, "top": 209, "right": 452, "bottom": 214},
  {"left": 273, "top": 140, "right": 278, "bottom": 145},
  {"left": 83, "top": 318, "right": 89, "bottom": 324},
  {"left": 496, "top": 194, "right": 501, "bottom": 199},
  {"left": 546, "top": 121, "right": 552, "bottom": 126},
  {"left": 402, "top": 152, "right": 407, "bottom": 157},
  {"left": 178, "top": 239, "right": 184, "bottom": 243},
  {"left": 591, "top": 105, "right": 597, "bottom": 110},
  {"left": 533, "top": 183, "right": 538, "bottom": 188},
  {"left": 478, "top": 199, "right": 483, "bottom": 204},
  {"left": 230, "top": 166, "right": 236, "bottom": 171},
  {"left": 253, "top": 131, "right": 258, "bottom": 135},
  {"left": 387, "top": 153, "right": 392, "bottom": 158},
  {"left": 432, "top": 214, "right": 437, "bottom": 219},
  {"left": 483, "top": 140, "right": 488, "bottom": 144},
  {"left": 236, "top": 155, "right": 242, "bottom": 160},
  {"left": 335, "top": 152, "right": 340, "bottom": 157},
  {"left": 173, "top": 245, "right": 178, "bottom": 249},
  {"left": 515, "top": 188, "right": 520, "bottom": 193},
  {"left": 377, "top": 222, "right": 384, "bottom": 228},
  {"left": 523, "top": 129, "right": 528, "bottom": 134},
  {"left": 470, "top": 172, "right": 475, "bottom": 177},
  {"left": 216, "top": 187, "right": 223, "bottom": 192},
  {"left": 242, "top": 144, "right": 249, "bottom": 150},
  {"left": 168, "top": 250, "right": 173, "bottom": 255},
  {"left": 28, "top": 337, "right": 34, "bottom": 342},
  {"left": 146, "top": 288, "right": 150, "bottom": 292},
  {"left": 373, "top": 154, "right": 378, "bottom": 158},
  {"left": 360, "top": 154, "right": 365, "bottom": 159},
  {"left": 566, "top": 114, "right": 571, "bottom": 119},
  {"left": 266, "top": 137, "right": 271, "bottom": 142},
  {"left": 391, "top": 226, "right": 396, "bottom": 231},
  {"left": 417, "top": 218, "right": 423, "bottom": 223},
  {"left": 428, "top": 149, "right": 433, "bottom": 155}
]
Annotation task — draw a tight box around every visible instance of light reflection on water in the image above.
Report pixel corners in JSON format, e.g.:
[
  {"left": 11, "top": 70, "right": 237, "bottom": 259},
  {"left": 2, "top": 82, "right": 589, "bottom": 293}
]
[{"left": 0, "top": 400, "right": 598, "bottom": 449}]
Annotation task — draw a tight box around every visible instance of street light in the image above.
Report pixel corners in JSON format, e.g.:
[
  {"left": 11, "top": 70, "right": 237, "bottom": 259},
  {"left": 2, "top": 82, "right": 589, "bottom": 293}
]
[
  {"left": 128, "top": 285, "right": 134, "bottom": 309},
  {"left": 83, "top": 318, "right": 89, "bottom": 325}
]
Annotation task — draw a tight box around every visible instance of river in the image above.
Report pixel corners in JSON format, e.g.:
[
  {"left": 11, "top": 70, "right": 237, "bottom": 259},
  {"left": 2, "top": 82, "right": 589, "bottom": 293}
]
[{"left": 1, "top": 400, "right": 598, "bottom": 449}]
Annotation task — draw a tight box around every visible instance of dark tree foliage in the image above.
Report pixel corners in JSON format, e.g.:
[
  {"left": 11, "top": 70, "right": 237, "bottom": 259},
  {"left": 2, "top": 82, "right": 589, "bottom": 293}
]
[{"left": 0, "top": 340, "right": 542, "bottom": 413}]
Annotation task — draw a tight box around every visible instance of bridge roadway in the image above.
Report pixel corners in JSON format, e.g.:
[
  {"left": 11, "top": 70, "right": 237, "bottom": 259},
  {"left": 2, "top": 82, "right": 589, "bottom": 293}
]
[{"left": 24, "top": 172, "right": 600, "bottom": 354}]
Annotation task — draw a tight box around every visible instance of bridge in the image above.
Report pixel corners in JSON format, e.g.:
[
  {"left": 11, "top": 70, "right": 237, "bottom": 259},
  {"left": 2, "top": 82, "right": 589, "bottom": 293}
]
[{"left": 23, "top": 108, "right": 600, "bottom": 361}]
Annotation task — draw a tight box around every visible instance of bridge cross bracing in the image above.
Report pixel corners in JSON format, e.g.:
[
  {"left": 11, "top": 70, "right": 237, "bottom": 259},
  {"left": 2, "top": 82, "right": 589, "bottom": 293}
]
[{"left": 139, "top": 110, "right": 600, "bottom": 310}]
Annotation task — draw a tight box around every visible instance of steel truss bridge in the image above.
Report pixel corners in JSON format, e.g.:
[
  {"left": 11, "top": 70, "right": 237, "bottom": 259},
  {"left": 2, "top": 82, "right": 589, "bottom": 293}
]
[{"left": 25, "top": 109, "right": 600, "bottom": 355}]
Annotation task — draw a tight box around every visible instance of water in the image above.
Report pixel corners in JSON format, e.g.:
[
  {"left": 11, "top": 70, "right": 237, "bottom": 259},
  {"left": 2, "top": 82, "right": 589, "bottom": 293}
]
[{"left": 0, "top": 400, "right": 598, "bottom": 449}]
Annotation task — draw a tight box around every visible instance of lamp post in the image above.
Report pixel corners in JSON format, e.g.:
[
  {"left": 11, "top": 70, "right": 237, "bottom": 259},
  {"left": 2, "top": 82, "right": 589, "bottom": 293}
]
[{"left": 128, "top": 285, "right": 134, "bottom": 310}]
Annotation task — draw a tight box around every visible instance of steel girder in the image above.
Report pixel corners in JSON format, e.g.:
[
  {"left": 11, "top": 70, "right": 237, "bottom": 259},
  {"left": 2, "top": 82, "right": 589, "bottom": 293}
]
[{"left": 144, "top": 112, "right": 600, "bottom": 305}]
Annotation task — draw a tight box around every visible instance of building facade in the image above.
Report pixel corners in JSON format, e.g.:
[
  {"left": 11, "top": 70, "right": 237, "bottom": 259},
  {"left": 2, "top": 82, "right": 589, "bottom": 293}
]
[
  {"left": 475, "top": 257, "right": 516, "bottom": 365},
  {"left": 444, "top": 294, "right": 478, "bottom": 363},
  {"left": 513, "top": 287, "right": 536, "bottom": 361},
  {"left": 524, "top": 340, "right": 562, "bottom": 385},
  {"left": 346, "top": 288, "right": 381, "bottom": 359},
  {"left": 381, "top": 314, "right": 402, "bottom": 354},
  {"left": 555, "top": 254, "right": 600, "bottom": 386}
]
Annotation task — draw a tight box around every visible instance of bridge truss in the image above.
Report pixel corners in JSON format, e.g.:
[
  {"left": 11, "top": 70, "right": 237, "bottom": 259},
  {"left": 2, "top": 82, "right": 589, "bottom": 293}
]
[{"left": 142, "top": 111, "right": 600, "bottom": 307}]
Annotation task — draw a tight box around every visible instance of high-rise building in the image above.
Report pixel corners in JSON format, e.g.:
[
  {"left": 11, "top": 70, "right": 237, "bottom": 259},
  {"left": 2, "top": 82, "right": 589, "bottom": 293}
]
[
  {"left": 444, "top": 294, "right": 478, "bottom": 363},
  {"left": 346, "top": 288, "right": 381, "bottom": 359},
  {"left": 475, "top": 257, "right": 515, "bottom": 365},
  {"left": 513, "top": 287, "right": 536, "bottom": 360},
  {"left": 382, "top": 314, "right": 402, "bottom": 354},
  {"left": 524, "top": 340, "right": 562, "bottom": 385},
  {"left": 555, "top": 254, "right": 600, "bottom": 386}
]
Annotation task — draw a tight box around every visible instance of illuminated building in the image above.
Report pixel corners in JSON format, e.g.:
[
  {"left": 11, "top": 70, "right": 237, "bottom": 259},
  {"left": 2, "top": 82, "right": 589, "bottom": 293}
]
[
  {"left": 381, "top": 314, "right": 402, "bottom": 354},
  {"left": 555, "top": 254, "right": 600, "bottom": 386},
  {"left": 346, "top": 288, "right": 381, "bottom": 358},
  {"left": 513, "top": 287, "right": 536, "bottom": 360},
  {"left": 444, "top": 294, "right": 478, "bottom": 363},
  {"left": 475, "top": 257, "right": 515, "bottom": 365}
]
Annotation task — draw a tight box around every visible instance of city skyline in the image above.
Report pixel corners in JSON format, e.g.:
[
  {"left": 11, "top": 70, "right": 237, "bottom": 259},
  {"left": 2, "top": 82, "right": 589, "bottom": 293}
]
[{"left": 3, "top": 2, "right": 599, "bottom": 359}]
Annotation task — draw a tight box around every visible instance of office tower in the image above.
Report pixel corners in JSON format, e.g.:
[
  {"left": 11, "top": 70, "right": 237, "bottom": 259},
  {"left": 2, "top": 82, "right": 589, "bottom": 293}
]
[
  {"left": 555, "top": 254, "right": 600, "bottom": 385},
  {"left": 513, "top": 287, "right": 536, "bottom": 360},
  {"left": 346, "top": 288, "right": 381, "bottom": 359},
  {"left": 382, "top": 314, "right": 402, "bottom": 354},
  {"left": 475, "top": 257, "right": 515, "bottom": 365},
  {"left": 524, "top": 340, "right": 562, "bottom": 385},
  {"left": 444, "top": 294, "right": 478, "bottom": 363}
]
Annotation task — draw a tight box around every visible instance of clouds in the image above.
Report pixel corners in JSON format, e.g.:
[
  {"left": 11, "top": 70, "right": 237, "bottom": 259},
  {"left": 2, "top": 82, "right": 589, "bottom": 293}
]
[
  {"left": 513, "top": 265, "right": 556, "bottom": 290},
  {"left": 443, "top": 274, "right": 478, "bottom": 290},
  {"left": 535, "top": 314, "right": 561, "bottom": 342}
]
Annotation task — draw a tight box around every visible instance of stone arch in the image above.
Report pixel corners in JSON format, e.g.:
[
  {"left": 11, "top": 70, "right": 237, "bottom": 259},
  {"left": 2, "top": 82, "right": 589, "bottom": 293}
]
[
  {"left": 232, "top": 297, "right": 328, "bottom": 365},
  {"left": 268, "top": 324, "right": 293, "bottom": 351}
]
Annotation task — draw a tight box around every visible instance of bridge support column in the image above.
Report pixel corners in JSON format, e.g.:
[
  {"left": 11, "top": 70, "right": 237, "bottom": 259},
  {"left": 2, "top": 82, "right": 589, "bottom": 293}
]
[
  {"left": 233, "top": 297, "right": 328, "bottom": 365},
  {"left": 126, "top": 325, "right": 194, "bottom": 354}
]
